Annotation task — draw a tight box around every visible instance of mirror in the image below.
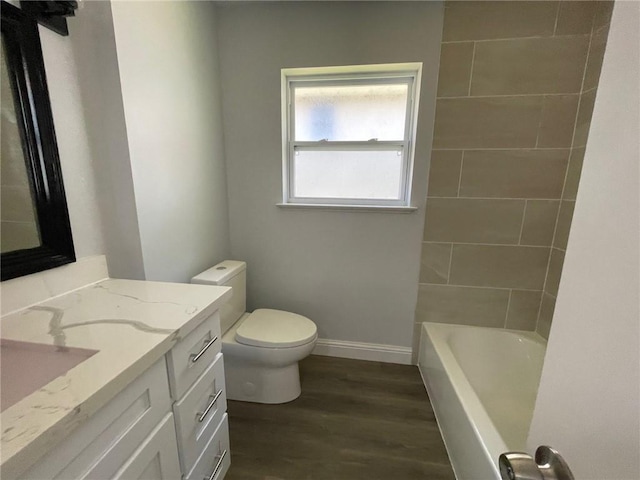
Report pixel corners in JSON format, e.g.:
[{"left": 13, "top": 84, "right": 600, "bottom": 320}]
[
  {"left": 0, "top": 1, "right": 75, "bottom": 281},
  {"left": 1, "top": 39, "right": 41, "bottom": 253}
]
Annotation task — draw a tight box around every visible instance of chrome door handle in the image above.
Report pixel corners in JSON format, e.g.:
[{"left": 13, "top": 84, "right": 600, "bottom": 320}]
[
  {"left": 196, "top": 389, "right": 223, "bottom": 423},
  {"left": 499, "top": 446, "right": 574, "bottom": 480},
  {"left": 204, "top": 449, "right": 227, "bottom": 480},
  {"left": 190, "top": 335, "right": 218, "bottom": 363}
]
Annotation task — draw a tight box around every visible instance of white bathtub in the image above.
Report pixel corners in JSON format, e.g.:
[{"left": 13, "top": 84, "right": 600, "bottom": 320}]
[{"left": 418, "top": 322, "right": 546, "bottom": 480}]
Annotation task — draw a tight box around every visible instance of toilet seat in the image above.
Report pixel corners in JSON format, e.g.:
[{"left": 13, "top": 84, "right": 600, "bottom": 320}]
[{"left": 235, "top": 309, "right": 317, "bottom": 348}]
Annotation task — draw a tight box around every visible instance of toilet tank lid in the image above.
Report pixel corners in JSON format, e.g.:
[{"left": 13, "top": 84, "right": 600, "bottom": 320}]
[{"left": 191, "top": 260, "right": 246, "bottom": 285}]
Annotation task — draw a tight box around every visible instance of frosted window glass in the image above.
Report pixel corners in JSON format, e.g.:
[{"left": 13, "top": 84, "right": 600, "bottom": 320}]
[
  {"left": 294, "top": 84, "right": 408, "bottom": 141},
  {"left": 293, "top": 149, "right": 403, "bottom": 199}
]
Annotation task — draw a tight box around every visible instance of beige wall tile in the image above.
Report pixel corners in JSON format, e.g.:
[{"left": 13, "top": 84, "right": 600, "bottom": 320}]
[
  {"left": 583, "top": 26, "right": 609, "bottom": 91},
  {"left": 506, "top": 289, "right": 543, "bottom": 331},
  {"left": 537, "top": 292, "right": 556, "bottom": 339},
  {"left": 450, "top": 244, "right": 550, "bottom": 289},
  {"left": 420, "top": 242, "right": 452, "bottom": 284},
  {"left": 537, "top": 95, "right": 580, "bottom": 148},
  {"left": 438, "top": 42, "right": 474, "bottom": 97},
  {"left": 459, "top": 149, "right": 569, "bottom": 199},
  {"left": 553, "top": 200, "right": 575, "bottom": 250},
  {"left": 427, "top": 150, "right": 462, "bottom": 197},
  {"left": 544, "top": 247, "right": 565, "bottom": 296},
  {"left": 573, "top": 89, "right": 597, "bottom": 147},
  {"left": 424, "top": 198, "right": 525, "bottom": 244},
  {"left": 411, "top": 321, "right": 423, "bottom": 364},
  {"left": 442, "top": 1, "right": 558, "bottom": 41},
  {"left": 563, "top": 148, "right": 585, "bottom": 200},
  {"left": 520, "top": 200, "right": 561, "bottom": 246},
  {"left": 471, "top": 36, "right": 589, "bottom": 95},
  {"left": 593, "top": 1, "right": 614, "bottom": 30},
  {"left": 555, "top": 1, "right": 599, "bottom": 35},
  {"left": 416, "top": 284, "right": 509, "bottom": 327},
  {"left": 433, "top": 97, "right": 543, "bottom": 149}
]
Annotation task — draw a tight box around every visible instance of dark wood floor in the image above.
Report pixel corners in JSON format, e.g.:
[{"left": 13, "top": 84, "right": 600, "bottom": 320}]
[{"left": 225, "top": 355, "right": 455, "bottom": 480}]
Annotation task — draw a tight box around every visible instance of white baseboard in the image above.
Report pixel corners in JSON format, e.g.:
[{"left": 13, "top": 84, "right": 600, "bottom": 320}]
[{"left": 312, "top": 338, "right": 412, "bottom": 365}]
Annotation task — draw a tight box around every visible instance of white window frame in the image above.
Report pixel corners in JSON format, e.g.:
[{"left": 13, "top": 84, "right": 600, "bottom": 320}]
[{"left": 280, "top": 63, "right": 422, "bottom": 209}]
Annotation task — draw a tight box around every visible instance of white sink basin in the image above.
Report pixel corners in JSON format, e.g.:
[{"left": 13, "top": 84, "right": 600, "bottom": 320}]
[{"left": 0, "top": 339, "right": 98, "bottom": 412}]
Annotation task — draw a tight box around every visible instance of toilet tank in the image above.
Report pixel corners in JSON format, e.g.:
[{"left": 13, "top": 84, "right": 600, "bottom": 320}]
[{"left": 191, "top": 260, "right": 246, "bottom": 334}]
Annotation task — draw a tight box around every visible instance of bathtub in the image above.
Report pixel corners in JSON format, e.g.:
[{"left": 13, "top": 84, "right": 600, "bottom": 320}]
[{"left": 418, "top": 322, "right": 546, "bottom": 480}]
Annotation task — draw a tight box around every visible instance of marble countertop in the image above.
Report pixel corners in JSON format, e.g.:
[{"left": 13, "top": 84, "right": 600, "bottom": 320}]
[{"left": 0, "top": 278, "right": 232, "bottom": 479}]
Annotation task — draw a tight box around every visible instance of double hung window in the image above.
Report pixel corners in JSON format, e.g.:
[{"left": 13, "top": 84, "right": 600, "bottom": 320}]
[{"left": 281, "top": 64, "right": 422, "bottom": 208}]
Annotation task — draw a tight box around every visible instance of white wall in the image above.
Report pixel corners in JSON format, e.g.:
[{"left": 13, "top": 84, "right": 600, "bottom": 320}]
[
  {"left": 110, "top": 1, "right": 231, "bottom": 282},
  {"left": 66, "top": 0, "right": 145, "bottom": 279},
  {"left": 39, "top": 26, "right": 106, "bottom": 260},
  {"left": 527, "top": 2, "right": 640, "bottom": 478},
  {"left": 216, "top": 2, "right": 443, "bottom": 348}
]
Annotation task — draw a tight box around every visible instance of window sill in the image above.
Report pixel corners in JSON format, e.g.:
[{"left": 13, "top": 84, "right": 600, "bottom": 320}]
[{"left": 276, "top": 203, "right": 418, "bottom": 213}]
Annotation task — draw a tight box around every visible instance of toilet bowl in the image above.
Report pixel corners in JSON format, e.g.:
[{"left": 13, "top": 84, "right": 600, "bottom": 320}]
[{"left": 191, "top": 261, "right": 317, "bottom": 404}]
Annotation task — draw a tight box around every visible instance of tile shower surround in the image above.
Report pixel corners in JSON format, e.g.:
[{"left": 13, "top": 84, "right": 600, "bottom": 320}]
[{"left": 415, "top": 1, "right": 612, "bottom": 353}]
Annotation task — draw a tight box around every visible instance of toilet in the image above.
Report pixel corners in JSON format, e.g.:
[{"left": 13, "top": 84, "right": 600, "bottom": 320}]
[{"left": 191, "top": 260, "right": 317, "bottom": 404}]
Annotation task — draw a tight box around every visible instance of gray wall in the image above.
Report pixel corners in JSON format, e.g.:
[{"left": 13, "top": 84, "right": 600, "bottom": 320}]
[
  {"left": 110, "top": 1, "right": 231, "bottom": 282},
  {"left": 216, "top": 2, "right": 443, "bottom": 348}
]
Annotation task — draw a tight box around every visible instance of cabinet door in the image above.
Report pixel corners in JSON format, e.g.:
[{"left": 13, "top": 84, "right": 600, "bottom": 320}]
[
  {"left": 113, "top": 413, "right": 181, "bottom": 480},
  {"left": 21, "top": 359, "right": 171, "bottom": 480}
]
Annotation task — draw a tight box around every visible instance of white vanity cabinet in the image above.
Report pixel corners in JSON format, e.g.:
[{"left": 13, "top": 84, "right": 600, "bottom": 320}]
[
  {"left": 168, "top": 311, "right": 231, "bottom": 480},
  {"left": 17, "top": 311, "right": 230, "bottom": 480},
  {"left": 20, "top": 359, "right": 179, "bottom": 480}
]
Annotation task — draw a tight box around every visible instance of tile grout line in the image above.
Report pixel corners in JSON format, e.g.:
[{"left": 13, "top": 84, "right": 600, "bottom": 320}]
[
  {"left": 419, "top": 282, "right": 544, "bottom": 293},
  {"left": 446, "top": 244, "right": 454, "bottom": 285},
  {"left": 538, "top": 234, "right": 558, "bottom": 331},
  {"left": 569, "top": 20, "right": 595, "bottom": 147},
  {"left": 432, "top": 147, "right": 570, "bottom": 152},
  {"left": 456, "top": 151, "right": 465, "bottom": 196},
  {"left": 588, "top": 2, "right": 600, "bottom": 39},
  {"left": 423, "top": 240, "right": 552, "bottom": 249},
  {"left": 534, "top": 290, "right": 546, "bottom": 335},
  {"left": 536, "top": 18, "right": 595, "bottom": 333},
  {"left": 518, "top": 200, "right": 528, "bottom": 245},
  {"left": 553, "top": 1, "right": 562, "bottom": 36},
  {"left": 428, "top": 196, "right": 563, "bottom": 202},
  {"left": 441, "top": 33, "right": 590, "bottom": 45},
  {"left": 504, "top": 289, "right": 513, "bottom": 328},
  {"left": 437, "top": 92, "right": 580, "bottom": 100},
  {"left": 467, "top": 42, "right": 477, "bottom": 96},
  {"left": 534, "top": 101, "right": 543, "bottom": 148}
]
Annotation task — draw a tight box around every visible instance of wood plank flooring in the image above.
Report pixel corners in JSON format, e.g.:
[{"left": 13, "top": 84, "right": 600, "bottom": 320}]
[{"left": 225, "top": 355, "right": 455, "bottom": 480}]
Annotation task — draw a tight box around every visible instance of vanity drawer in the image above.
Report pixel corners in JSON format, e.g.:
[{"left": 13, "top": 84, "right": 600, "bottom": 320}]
[
  {"left": 112, "top": 413, "right": 181, "bottom": 480},
  {"left": 174, "top": 353, "right": 227, "bottom": 473},
  {"left": 21, "top": 359, "right": 171, "bottom": 480},
  {"left": 167, "top": 311, "right": 221, "bottom": 399},
  {"left": 185, "top": 414, "right": 230, "bottom": 480}
]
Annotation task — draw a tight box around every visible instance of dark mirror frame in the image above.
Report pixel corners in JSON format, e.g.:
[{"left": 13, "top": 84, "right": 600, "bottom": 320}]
[{"left": 1, "top": 1, "right": 75, "bottom": 281}]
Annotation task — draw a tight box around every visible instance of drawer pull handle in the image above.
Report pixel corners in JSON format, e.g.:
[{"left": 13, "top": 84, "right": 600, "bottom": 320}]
[
  {"left": 190, "top": 336, "right": 218, "bottom": 363},
  {"left": 204, "top": 449, "right": 227, "bottom": 480},
  {"left": 197, "top": 389, "right": 223, "bottom": 423}
]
